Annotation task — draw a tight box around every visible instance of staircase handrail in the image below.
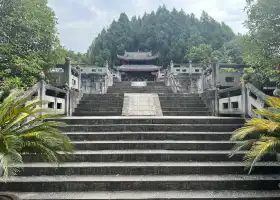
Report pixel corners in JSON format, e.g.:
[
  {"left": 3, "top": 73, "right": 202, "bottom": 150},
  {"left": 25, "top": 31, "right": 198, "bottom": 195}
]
[
  {"left": 2, "top": 81, "right": 82, "bottom": 116},
  {"left": 216, "top": 80, "right": 270, "bottom": 118},
  {"left": 246, "top": 83, "right": 268, "bottom": 102},
  {"left": 218, "top": 84, "right": 242, "bottom": 94}
]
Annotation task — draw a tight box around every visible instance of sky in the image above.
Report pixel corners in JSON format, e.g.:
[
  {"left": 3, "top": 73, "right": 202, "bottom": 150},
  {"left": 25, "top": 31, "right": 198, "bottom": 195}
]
[{"left": 48, "top": 0, "right": 247, "bottom": 53}]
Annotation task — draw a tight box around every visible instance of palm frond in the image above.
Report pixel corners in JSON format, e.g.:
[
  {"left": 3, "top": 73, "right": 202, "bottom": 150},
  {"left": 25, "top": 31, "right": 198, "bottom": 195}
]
[
  {"left": 244, "top": 136, "right": 280, "bottom": 173},
  {"left": 0, "top": 150, "right": 23, "bottom": 181},
  {"left": 254, "top": 108, "right": 280, "bottom": 121},
  {"left": 266, "top": 96, "right": 280, "bottom": 109},
  {"left": 229, "top": 140, "right": 255, "bottom": 158},
  {"left": 231, "top": 118, "right": 280, "bottom": 141},
  {"left": 0, "top": 90, "right": 74, "bottom": 179}
]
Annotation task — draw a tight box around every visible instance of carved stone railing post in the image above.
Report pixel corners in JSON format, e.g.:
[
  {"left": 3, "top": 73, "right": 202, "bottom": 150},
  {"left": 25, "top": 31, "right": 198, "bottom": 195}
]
[
  {"left": 189, "top": 60, "right": 193, "bottom": 93},
  {"left": 39, "top": 81, "right": 46, "bottom": 111},
  {"left": 241, "top": 75, "right": 250, "bottom": 118},
  {"left": 65, "top": 89, "right": 70, "bottom": 116},
  {"left": 214, "top": 85, "right": 220, "bottom": 116}
]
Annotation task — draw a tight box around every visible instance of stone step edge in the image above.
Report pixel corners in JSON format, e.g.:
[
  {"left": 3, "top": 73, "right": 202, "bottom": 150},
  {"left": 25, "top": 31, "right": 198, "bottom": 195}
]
[
  {"left": 64, "top": 131, "right": 233, "bottom": 134},
  {"left": 64, "top": 124, "right": 243, "bottom": 127},
  {"left": 29, "top": 150, "right": 247, "bottom": 154},
  {"left": 71, "top": 140, "right": 240, "bottom": 144},
  {"left": 12, "top": 161, "right": 279, "bottom": 168},
  {"left": 5, "top": 174, "right": 280, "bottom": 182},
  {"left": 9, "top": 191, "right": 280, "bottom": 200}
]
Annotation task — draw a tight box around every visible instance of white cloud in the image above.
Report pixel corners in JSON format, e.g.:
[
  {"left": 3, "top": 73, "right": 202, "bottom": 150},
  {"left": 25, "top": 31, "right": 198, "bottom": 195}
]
[{"left": 49, "top": 0, "right": 247, "bottom": 52}]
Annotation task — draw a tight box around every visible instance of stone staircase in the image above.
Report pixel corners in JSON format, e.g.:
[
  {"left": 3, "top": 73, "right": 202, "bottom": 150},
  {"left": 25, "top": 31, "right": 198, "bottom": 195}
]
[
  {"left": 2, "top": 82, "right": 280, "bottom": 199},
  {"left": 2, "top": 116, "right": 280, "bottom": 199},
  {"left": 72, "top": 93, "right": 124, "bottom": 116},
  {"left": 159, "top": 93, "right": 211, "bottom": 116},
  {"left": 107, "top": 82, "right": 173, "bottom": 94}
]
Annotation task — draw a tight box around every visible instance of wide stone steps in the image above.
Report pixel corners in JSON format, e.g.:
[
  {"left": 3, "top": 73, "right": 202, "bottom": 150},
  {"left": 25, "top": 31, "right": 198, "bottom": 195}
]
[
  {"left": 163, "top": 111, "right": 211, "bottom": 116},
  {"left": 59, "top": 124, "right": 242, "bottom": 132},
  {"left": 107, "top": 90, "right": 173, "bottom": 94},
  {"left": 3, "top": 175, "right": 280, "bottom": 192},
  {"left": 12, "top": 190, "right": 280, "bottom": 200},
  {"left": 15, "top": 162, "right": 280, "bottom": 176},
  {"left": 57, "top": 117, "right": 244, "bottom": 124},
  {"left": 23, "top": 150, "right": 274, "bottom": 162},
  {"left": 162, "top": 103, "right": 207, "bottom": 107},
  {"left": 161, "top": 107, "right": 209, "bottom": 111},
  {"left": 4, "top": 115, "right": 280, "bottom": 199},
  {"left": 73, "top": 94, "right": 124, "bottom": 116},
  {"left": 65, "top": 132, "right": 234, "bottom": 141},
  {"left": 158, "top": 94, "right": 210, "bottom": 116},
  {"left": 73, "top": 111, "right": 121, "bottom": 116},
  {"left": 71, "top": 140, "right": 238, "bottom": 150},
  {"left": 75, "top": 107, "right": 123, "bottom": 112},
  {"left": 82, "top": 94, "right": 124, "bottom": 98},
  {"left": 78, "top": 100, "right": 124, "bottom": 104}
]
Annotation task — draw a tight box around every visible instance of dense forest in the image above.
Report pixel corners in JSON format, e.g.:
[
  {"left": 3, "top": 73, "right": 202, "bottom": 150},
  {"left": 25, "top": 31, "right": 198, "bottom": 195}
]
[
  {"left": 87, "top": 6, "right": 243, "bottom": 67},
  {"left": 1, "top": 0, "right": 280, "bottom": 92}
]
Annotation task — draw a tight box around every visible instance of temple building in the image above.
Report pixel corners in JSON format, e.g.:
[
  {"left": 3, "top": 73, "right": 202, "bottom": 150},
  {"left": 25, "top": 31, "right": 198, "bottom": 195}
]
[{"left": 114, "top": 51, "right": 162, "bottom": 81}]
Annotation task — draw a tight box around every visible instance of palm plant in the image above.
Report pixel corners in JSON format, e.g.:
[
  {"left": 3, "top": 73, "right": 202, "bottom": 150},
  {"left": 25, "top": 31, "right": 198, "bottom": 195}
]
[
  {"left": 230, "top": 96, "right": 280, "bottom": 173},
  {"left": 0, "top": 90, "right": 73, "bottom": 180}
]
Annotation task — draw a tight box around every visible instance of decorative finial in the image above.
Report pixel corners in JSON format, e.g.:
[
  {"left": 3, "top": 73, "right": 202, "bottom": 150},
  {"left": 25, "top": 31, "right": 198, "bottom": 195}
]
[
  {"left": 273, "top": 89, "right": 280, "bottom": 97},
  {"left": 65, "top": 57, "right": 70, "bottom": 64},
  {"left": 242, "top": 74, "right": 250, "bottom": 83}
]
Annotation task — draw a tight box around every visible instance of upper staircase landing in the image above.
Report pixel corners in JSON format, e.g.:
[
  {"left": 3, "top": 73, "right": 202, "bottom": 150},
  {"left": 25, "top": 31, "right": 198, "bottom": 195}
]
[
  {"left": 73, "top": 82, "right": 211, "bottom": 116},
  {"left": 107, "top": 82, "right": 173, "bottom": 94}
]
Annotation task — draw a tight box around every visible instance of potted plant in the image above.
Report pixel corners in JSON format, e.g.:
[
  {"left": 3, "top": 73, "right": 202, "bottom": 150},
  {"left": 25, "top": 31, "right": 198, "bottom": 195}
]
[{"left": 0, "top": 90, "right": 73, "bottom": 198}]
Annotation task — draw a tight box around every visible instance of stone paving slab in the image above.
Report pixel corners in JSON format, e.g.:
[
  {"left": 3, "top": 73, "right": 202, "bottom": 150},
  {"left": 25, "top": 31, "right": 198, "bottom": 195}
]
[
  {"left": 122, "top": 93, "right": 163, "bottom": 116},
  {"left": 11, "top": 190, "right": 280, "bottom": 199}
]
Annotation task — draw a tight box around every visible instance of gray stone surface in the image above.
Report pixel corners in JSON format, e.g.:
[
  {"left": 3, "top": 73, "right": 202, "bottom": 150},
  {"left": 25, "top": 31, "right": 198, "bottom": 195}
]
[
  {"left": 9, "top": 191, "right": 280, "bottom": 199},
  {"left": 2, "top": 82, "right": 280, "bottom": 199},
  {"left": 122, "top": 93, "right": 162, "bottom": 116}
]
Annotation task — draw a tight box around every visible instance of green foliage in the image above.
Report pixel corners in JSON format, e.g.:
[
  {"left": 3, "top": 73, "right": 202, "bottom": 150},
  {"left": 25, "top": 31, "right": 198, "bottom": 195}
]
[
  {"left": 185, "top": 38, "right": 244, "bottom": 67},
  {"left": 0, "top": 0, "right": 62, "bottom": 90},
  {"left": 186, "top": 44, "right": 213, "bottom": 66},
  {"left": 213, "top": 37, "right": 244, "bottom": 64},
  {"left": 0, "top": 90, "right": 73, "bottom": 180},
  {"left": 87, "top": 7, "right": 235, "bottom": 66},
  {"left": 230, "top": 96, "right": 280, "bottom": 173},
  {"left": 54, "top": 46, "right": 88, "bottom": 65},
  {"left": 243, "top": 0, "right": 280, "bottom": 84}
]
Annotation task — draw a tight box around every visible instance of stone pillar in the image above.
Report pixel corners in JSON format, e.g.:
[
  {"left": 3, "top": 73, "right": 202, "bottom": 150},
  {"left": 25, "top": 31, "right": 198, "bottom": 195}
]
[
  {"left": 241, "top": 74, "right": 250, "bottom": 118},
  {"left": 78, "top": 67, "right": 82, "bottom": 92},
  {"left": 39, "top": 81, "right": 46, "bottom": 109},
  {"left": 214, "top": 63, "right": 220, "bottom": 87},
  {"left": 170, "top": 60, "right": 174, "bottom": 74},
  {"left": 189, "top": 60, "right": 193, "bottom": 93},
  {"left": 64, "top": 57, "right": 72, "bottom": 89}
]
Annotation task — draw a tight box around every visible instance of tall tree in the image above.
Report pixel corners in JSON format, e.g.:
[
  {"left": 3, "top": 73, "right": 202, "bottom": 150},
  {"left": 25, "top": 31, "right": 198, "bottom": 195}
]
[
  {"left": 87, "top": 7, "right": 235, "bottom": 67},
  {"left": 185, "top": 44, "right": 213, "bottom": 66},
  {"left": 243, "top": 0, "right": 280, "bottom": 84},
  {"left": 0, "top": 0, "right": 60, "bottom": 91}
]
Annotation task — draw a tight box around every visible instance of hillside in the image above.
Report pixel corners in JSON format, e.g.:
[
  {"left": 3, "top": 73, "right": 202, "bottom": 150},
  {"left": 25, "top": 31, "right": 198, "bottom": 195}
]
[{"left": 87, "top": 6, "right": 235, "bottom": 67}]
